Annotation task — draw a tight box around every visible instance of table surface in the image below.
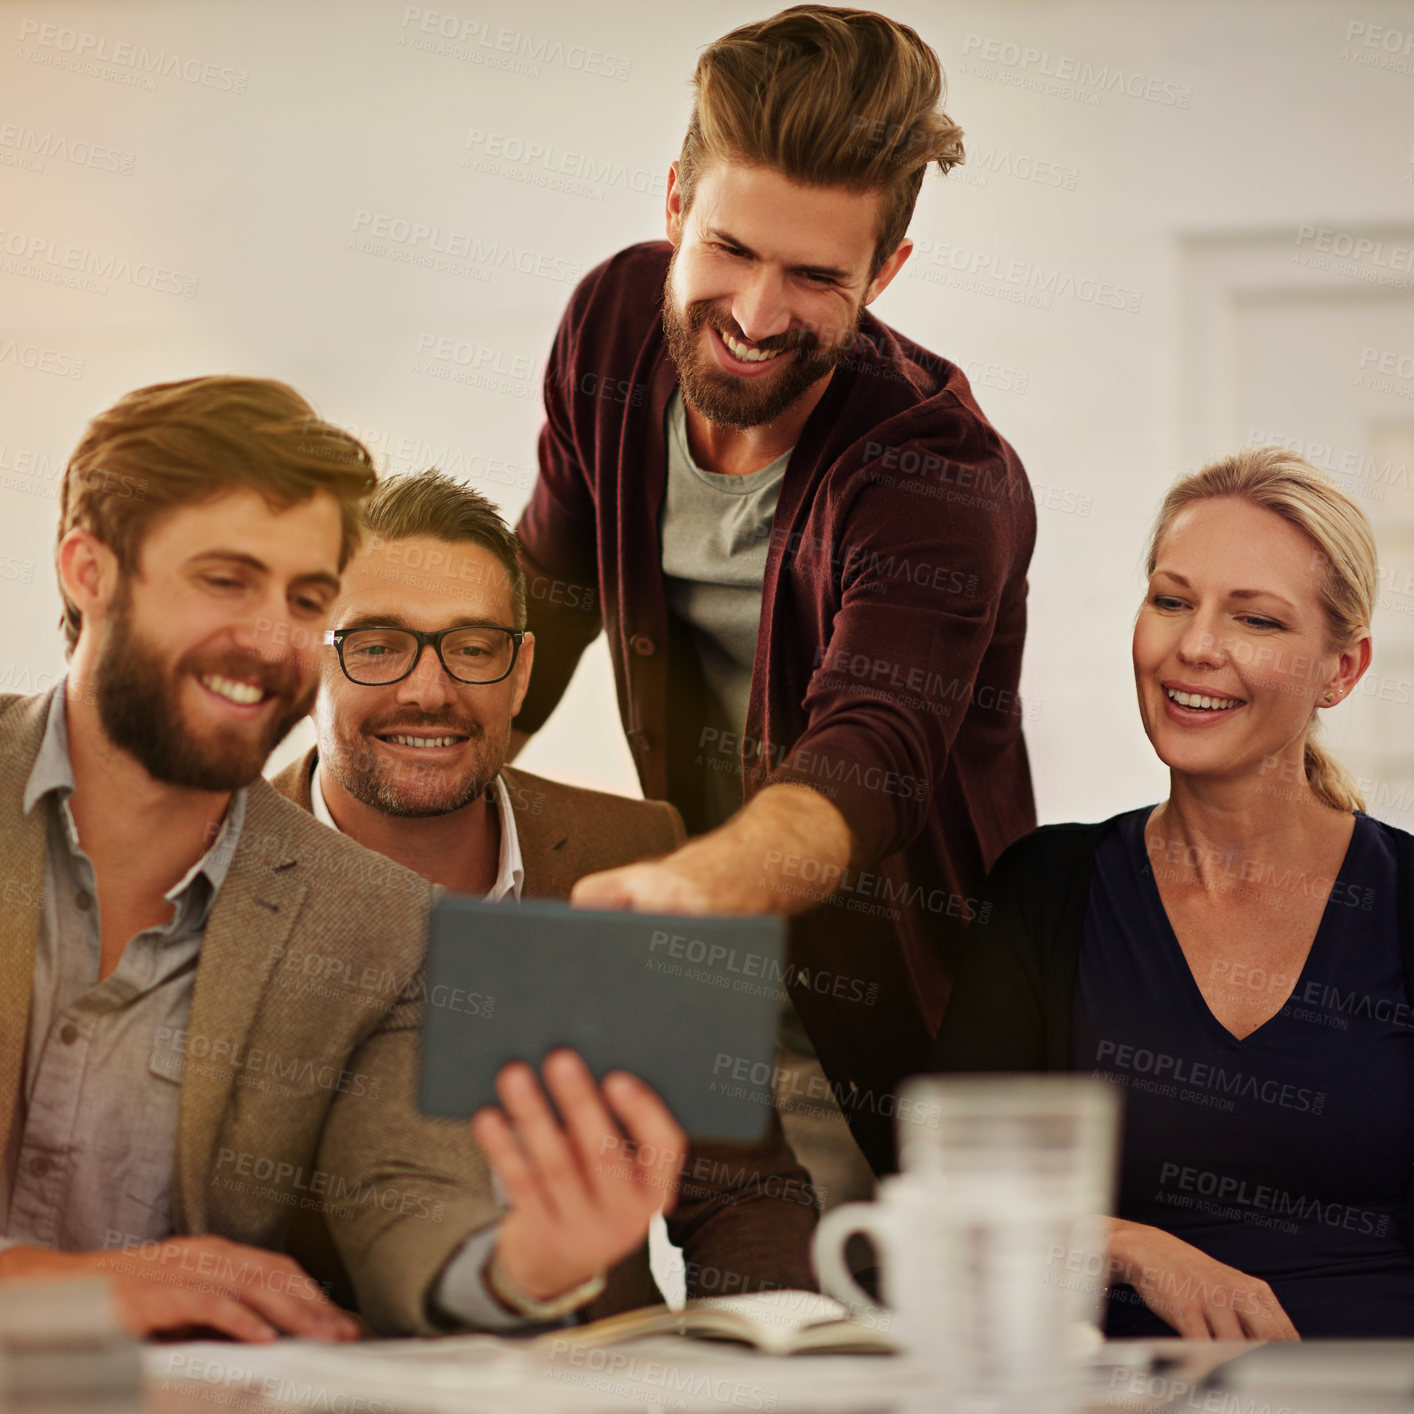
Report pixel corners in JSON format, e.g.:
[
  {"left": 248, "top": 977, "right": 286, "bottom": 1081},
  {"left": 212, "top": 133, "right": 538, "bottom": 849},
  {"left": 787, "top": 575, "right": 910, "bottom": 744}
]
[
  {"left": 112, "top": 1337, "right": 1414, "bottom": 1414},
  {"left": 10, "top": 1336, "right": 1414, "bottom": 1414}
]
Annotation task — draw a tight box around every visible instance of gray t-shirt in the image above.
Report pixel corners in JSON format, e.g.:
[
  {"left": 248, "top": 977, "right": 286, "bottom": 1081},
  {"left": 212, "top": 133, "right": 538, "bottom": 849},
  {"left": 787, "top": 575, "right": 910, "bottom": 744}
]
[
  {"left": 659, "top": 390, "right": 789, "bottom": 830},
  {"left": 659, "top": 394, "right": 814, "bottom": 1057}
]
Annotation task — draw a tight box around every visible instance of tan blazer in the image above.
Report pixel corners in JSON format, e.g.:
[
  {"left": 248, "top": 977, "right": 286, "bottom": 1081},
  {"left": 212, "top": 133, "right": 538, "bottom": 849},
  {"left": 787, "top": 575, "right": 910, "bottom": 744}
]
[
  {"left": 0, "top": 693, "right": 505, "bottom": 1336},
  {"left": 271, "top": 749, "right": 819, "bottom": 1316}
]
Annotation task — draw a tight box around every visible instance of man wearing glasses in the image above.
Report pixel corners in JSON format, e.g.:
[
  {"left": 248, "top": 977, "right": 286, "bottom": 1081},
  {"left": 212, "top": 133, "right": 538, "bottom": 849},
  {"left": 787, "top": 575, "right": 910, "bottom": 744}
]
[{"left": 273, "top": 468, "right": 817, "bottom": 1324}]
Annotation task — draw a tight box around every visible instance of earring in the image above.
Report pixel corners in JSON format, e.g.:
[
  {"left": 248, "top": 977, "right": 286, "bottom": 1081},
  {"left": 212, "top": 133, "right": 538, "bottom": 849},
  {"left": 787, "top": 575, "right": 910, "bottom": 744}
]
[{"left": 1324, "top": 692, "right": 1336, "bottom": 703}]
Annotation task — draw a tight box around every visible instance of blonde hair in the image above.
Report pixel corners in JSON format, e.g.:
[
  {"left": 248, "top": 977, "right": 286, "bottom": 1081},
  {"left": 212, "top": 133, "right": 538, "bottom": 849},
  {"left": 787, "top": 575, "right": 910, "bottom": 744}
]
[
  {"left": 678, "top": 5, "right": 965, "bottom": 276},
  {"left": 1146, "top": 446, "right": 1377, "bottom": 813}
]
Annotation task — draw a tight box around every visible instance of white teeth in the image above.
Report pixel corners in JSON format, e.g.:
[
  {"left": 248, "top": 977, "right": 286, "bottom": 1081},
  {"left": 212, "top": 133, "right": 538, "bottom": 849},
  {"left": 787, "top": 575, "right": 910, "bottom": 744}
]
[
  {"left": 386, "top": 735, "right": 460, "bottom": 748},
  {"left": 722, "top": 330, "right": 783, "bottom": 363},
  {"left": 1167, "top": 688, "right": 1241, "bottom": 711},
  {"left": 201, "top": 674, "right": 263, "bottom": 705}
]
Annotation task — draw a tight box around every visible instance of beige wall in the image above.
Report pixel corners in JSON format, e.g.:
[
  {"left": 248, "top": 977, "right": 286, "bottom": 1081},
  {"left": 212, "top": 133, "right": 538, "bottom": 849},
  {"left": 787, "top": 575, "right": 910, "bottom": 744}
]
[{"left": 3, "top": 0, "right": 1412, "bottom": 824}]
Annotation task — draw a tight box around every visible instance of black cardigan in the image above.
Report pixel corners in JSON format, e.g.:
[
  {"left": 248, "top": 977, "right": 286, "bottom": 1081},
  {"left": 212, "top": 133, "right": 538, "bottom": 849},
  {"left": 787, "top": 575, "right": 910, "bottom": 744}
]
[{"left": 931, "top": 812, "right": 1414, "bottom": 1075}]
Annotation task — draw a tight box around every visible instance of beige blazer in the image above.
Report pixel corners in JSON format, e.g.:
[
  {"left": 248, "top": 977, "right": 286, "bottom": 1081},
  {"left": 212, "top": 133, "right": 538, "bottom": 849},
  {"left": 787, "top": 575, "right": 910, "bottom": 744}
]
[
  {"left": 0, "top": 693, "right": 504, "bottom": 1336},
  {"left": 271, "top": 749, "right": 819, "bottom": 1317}
]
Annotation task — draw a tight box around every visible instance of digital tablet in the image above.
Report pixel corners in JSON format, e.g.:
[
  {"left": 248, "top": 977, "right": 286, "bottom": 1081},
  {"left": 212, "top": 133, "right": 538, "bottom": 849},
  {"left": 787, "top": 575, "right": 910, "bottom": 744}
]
[{"left": 418, "top": 897, "right": 788, "bottom": 1142}]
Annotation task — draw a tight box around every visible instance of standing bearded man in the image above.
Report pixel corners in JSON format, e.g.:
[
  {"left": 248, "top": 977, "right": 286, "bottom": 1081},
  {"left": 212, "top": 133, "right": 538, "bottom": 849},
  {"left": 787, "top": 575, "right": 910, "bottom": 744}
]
[{"left": 511, "top": 5, "right": 1038, "bottom": 1192}]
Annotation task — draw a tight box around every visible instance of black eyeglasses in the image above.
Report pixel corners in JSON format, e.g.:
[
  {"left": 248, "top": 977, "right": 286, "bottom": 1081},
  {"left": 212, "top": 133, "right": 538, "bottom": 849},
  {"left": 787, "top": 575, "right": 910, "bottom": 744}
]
[{"left": 324, "top": 625, "right": 526, "bottom": 686}]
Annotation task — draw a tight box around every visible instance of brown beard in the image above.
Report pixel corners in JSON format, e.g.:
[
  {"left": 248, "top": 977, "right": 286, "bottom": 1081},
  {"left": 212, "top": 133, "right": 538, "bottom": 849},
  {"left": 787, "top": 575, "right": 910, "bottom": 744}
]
[
  {"left": 95, "top": 581, "right": 314, "bottom": 791},
  {"left": 661, "top": 249, "right": 858, "bottom": 430},
  {"left": 319, "top": 704, "right": 503, "bottom": 819}
]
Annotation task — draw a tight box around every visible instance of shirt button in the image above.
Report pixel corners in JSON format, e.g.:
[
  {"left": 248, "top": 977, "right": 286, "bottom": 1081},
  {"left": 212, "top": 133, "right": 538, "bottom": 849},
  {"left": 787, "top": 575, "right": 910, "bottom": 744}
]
[
  {"left": 29, "top": 1157, "right": 51, "bottom": 1177},
  {"left": 60, "top": 1024, "right": 79, "bottom": 1046},
  {"left": 630, "top": 634, "right": 656, "bottom": 657},
  {"left": 75, "top": 890, "right": 93, "bottom": 911}
]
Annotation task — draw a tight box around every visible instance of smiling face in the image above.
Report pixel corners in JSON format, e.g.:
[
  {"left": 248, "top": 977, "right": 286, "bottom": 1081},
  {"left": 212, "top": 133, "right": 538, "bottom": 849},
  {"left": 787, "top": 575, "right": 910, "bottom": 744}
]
[
  {"left": 1132, "top": 496, "right": 1368, "bottom": 788},
  {"left": 662, "top": 161, "right": 910, "bottom": 429},
  {"left": 79, "top": 486, "right": 342, "bottom": 791},
  {"left": 314, "top": 534, "right": 533, "bottom": 818}
]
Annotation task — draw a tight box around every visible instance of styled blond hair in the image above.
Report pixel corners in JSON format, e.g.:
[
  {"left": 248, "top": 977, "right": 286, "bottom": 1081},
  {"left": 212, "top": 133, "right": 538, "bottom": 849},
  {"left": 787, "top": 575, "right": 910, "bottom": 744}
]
[
  {"left": 1146, "top": 446, "right": 1378, "bottom": 813},
  {"left": 678, "top": 5, "right": 965, "bottom": 275}
]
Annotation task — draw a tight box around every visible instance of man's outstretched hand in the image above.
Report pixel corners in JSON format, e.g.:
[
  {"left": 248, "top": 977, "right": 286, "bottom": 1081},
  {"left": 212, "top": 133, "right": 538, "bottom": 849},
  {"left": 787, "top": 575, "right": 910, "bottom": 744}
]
[
  {"left": 571, "top": 783, "right": 853, "bottom": 917},
  {"left": 472, "top": 1049, "right": 687, "bottom": 1305}
]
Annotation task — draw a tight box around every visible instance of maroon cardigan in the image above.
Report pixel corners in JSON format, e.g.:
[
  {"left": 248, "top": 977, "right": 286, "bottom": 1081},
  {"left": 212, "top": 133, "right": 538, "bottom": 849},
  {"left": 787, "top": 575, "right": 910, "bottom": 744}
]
[{"left": 516, "top": 240, "right": 1037, "bottom": 1170}]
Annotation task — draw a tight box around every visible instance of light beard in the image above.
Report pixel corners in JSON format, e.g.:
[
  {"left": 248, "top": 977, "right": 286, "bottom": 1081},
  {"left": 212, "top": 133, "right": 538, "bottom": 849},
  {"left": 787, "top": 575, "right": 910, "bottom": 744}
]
[
  {"left": 321, "top": 712, "right": 504, "bottom": 819},
  {"left": 95, "top": 583, "right": 313, "bottom": 791},
  {"left": 661, "top": 251, "right": 857, "bottom": 430}
]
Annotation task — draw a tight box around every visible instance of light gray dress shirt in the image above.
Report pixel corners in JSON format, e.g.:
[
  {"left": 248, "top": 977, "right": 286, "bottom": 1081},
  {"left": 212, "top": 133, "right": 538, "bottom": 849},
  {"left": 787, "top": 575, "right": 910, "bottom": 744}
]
[{"left": 7, "top": 685, "right": 242, "bottom": 1250}]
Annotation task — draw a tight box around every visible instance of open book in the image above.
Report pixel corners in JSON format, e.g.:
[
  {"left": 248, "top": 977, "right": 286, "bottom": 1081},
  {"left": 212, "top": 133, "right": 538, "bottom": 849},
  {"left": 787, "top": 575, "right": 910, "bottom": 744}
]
[{"left": 538, "top": 1289, "right": 895, "bottom": 1357}]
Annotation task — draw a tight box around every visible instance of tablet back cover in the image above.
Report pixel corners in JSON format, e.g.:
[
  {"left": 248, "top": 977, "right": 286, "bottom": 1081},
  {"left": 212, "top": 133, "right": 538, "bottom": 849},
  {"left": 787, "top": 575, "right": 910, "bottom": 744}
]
[{"left": 418, "top": 899, "right": 786, "bottom": 1142}]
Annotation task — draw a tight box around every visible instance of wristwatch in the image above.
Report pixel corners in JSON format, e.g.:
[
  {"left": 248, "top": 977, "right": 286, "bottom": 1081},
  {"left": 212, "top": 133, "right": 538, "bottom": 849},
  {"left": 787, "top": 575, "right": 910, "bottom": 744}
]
[{"left": 485, "top": 1247, "right": 606, "bottom": 1321}]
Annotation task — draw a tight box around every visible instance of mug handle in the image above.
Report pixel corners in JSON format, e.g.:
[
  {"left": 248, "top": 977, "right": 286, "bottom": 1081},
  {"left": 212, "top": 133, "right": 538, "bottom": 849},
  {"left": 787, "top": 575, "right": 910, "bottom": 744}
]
[{"left": 811, "top": 1200, "right": 892, "bottom": 1323}]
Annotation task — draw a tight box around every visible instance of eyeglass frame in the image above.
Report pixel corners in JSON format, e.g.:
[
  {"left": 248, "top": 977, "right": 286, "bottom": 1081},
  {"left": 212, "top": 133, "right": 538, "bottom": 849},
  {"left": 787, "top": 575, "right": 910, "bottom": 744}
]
[{"left": 323, "top": 624, "right": 527, "bottom": 686}]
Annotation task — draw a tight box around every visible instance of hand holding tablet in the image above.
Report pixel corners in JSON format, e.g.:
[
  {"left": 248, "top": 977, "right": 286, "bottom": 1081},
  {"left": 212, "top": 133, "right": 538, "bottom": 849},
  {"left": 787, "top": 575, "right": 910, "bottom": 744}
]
[{"left": 471, "top": 1050, "right": 687, "bottom": 1309}]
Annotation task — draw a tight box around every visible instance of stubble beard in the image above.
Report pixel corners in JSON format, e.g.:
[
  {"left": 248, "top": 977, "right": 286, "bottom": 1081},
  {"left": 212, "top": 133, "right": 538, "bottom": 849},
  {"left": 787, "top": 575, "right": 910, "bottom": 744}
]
[
  {"left": 661, "top": 252, "right": 858, "bottom": 431},
  {"left": 320, "top": 704, "right": 504, "bottom": 818}
]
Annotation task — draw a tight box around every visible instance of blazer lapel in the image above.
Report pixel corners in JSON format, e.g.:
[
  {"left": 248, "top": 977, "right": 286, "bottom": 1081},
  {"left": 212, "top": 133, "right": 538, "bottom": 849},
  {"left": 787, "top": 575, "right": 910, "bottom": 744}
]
[
  {"left": 501, "top": 766, "right": 575, "bottom": 902},
  {"left": 0, "top": 696, "right": 52, "bottom": 1213},
  {"left": 173, "top": 783, "right": 306, "bottom": 1232}
]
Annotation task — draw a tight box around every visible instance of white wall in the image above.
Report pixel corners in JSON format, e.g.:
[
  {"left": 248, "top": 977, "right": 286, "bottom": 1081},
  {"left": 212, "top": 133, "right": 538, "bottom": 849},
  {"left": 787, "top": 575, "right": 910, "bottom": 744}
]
[{"left": 3, "top": 0, "right": 1412, "bottom": 823}]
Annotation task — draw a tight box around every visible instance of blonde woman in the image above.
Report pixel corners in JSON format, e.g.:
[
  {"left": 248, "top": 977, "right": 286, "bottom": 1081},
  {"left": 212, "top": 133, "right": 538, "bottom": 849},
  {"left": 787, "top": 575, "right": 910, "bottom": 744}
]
[{"left": 933, "top": 447, "right": 1414, "bottom": 1340}]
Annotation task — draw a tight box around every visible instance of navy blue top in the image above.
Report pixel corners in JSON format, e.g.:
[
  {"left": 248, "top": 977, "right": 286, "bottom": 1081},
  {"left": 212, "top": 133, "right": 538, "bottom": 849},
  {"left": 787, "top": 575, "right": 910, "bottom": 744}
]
[{"left": 1074, "top": 807, "right": 1414, "bottom": 1337}]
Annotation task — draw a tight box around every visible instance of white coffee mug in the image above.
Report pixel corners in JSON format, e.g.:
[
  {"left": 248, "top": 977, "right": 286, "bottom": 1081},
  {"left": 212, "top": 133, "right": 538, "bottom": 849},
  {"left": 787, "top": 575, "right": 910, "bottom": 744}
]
[{"left": 813, "top": 1174, "right": 944, "bottom": 1355}]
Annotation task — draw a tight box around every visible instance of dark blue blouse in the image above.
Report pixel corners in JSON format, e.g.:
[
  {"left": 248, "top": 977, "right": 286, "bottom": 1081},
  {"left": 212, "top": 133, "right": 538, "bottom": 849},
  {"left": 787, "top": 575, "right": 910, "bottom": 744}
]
[{"left": 1074, "top": 807, "right": 1414, "bottom": 1337}]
